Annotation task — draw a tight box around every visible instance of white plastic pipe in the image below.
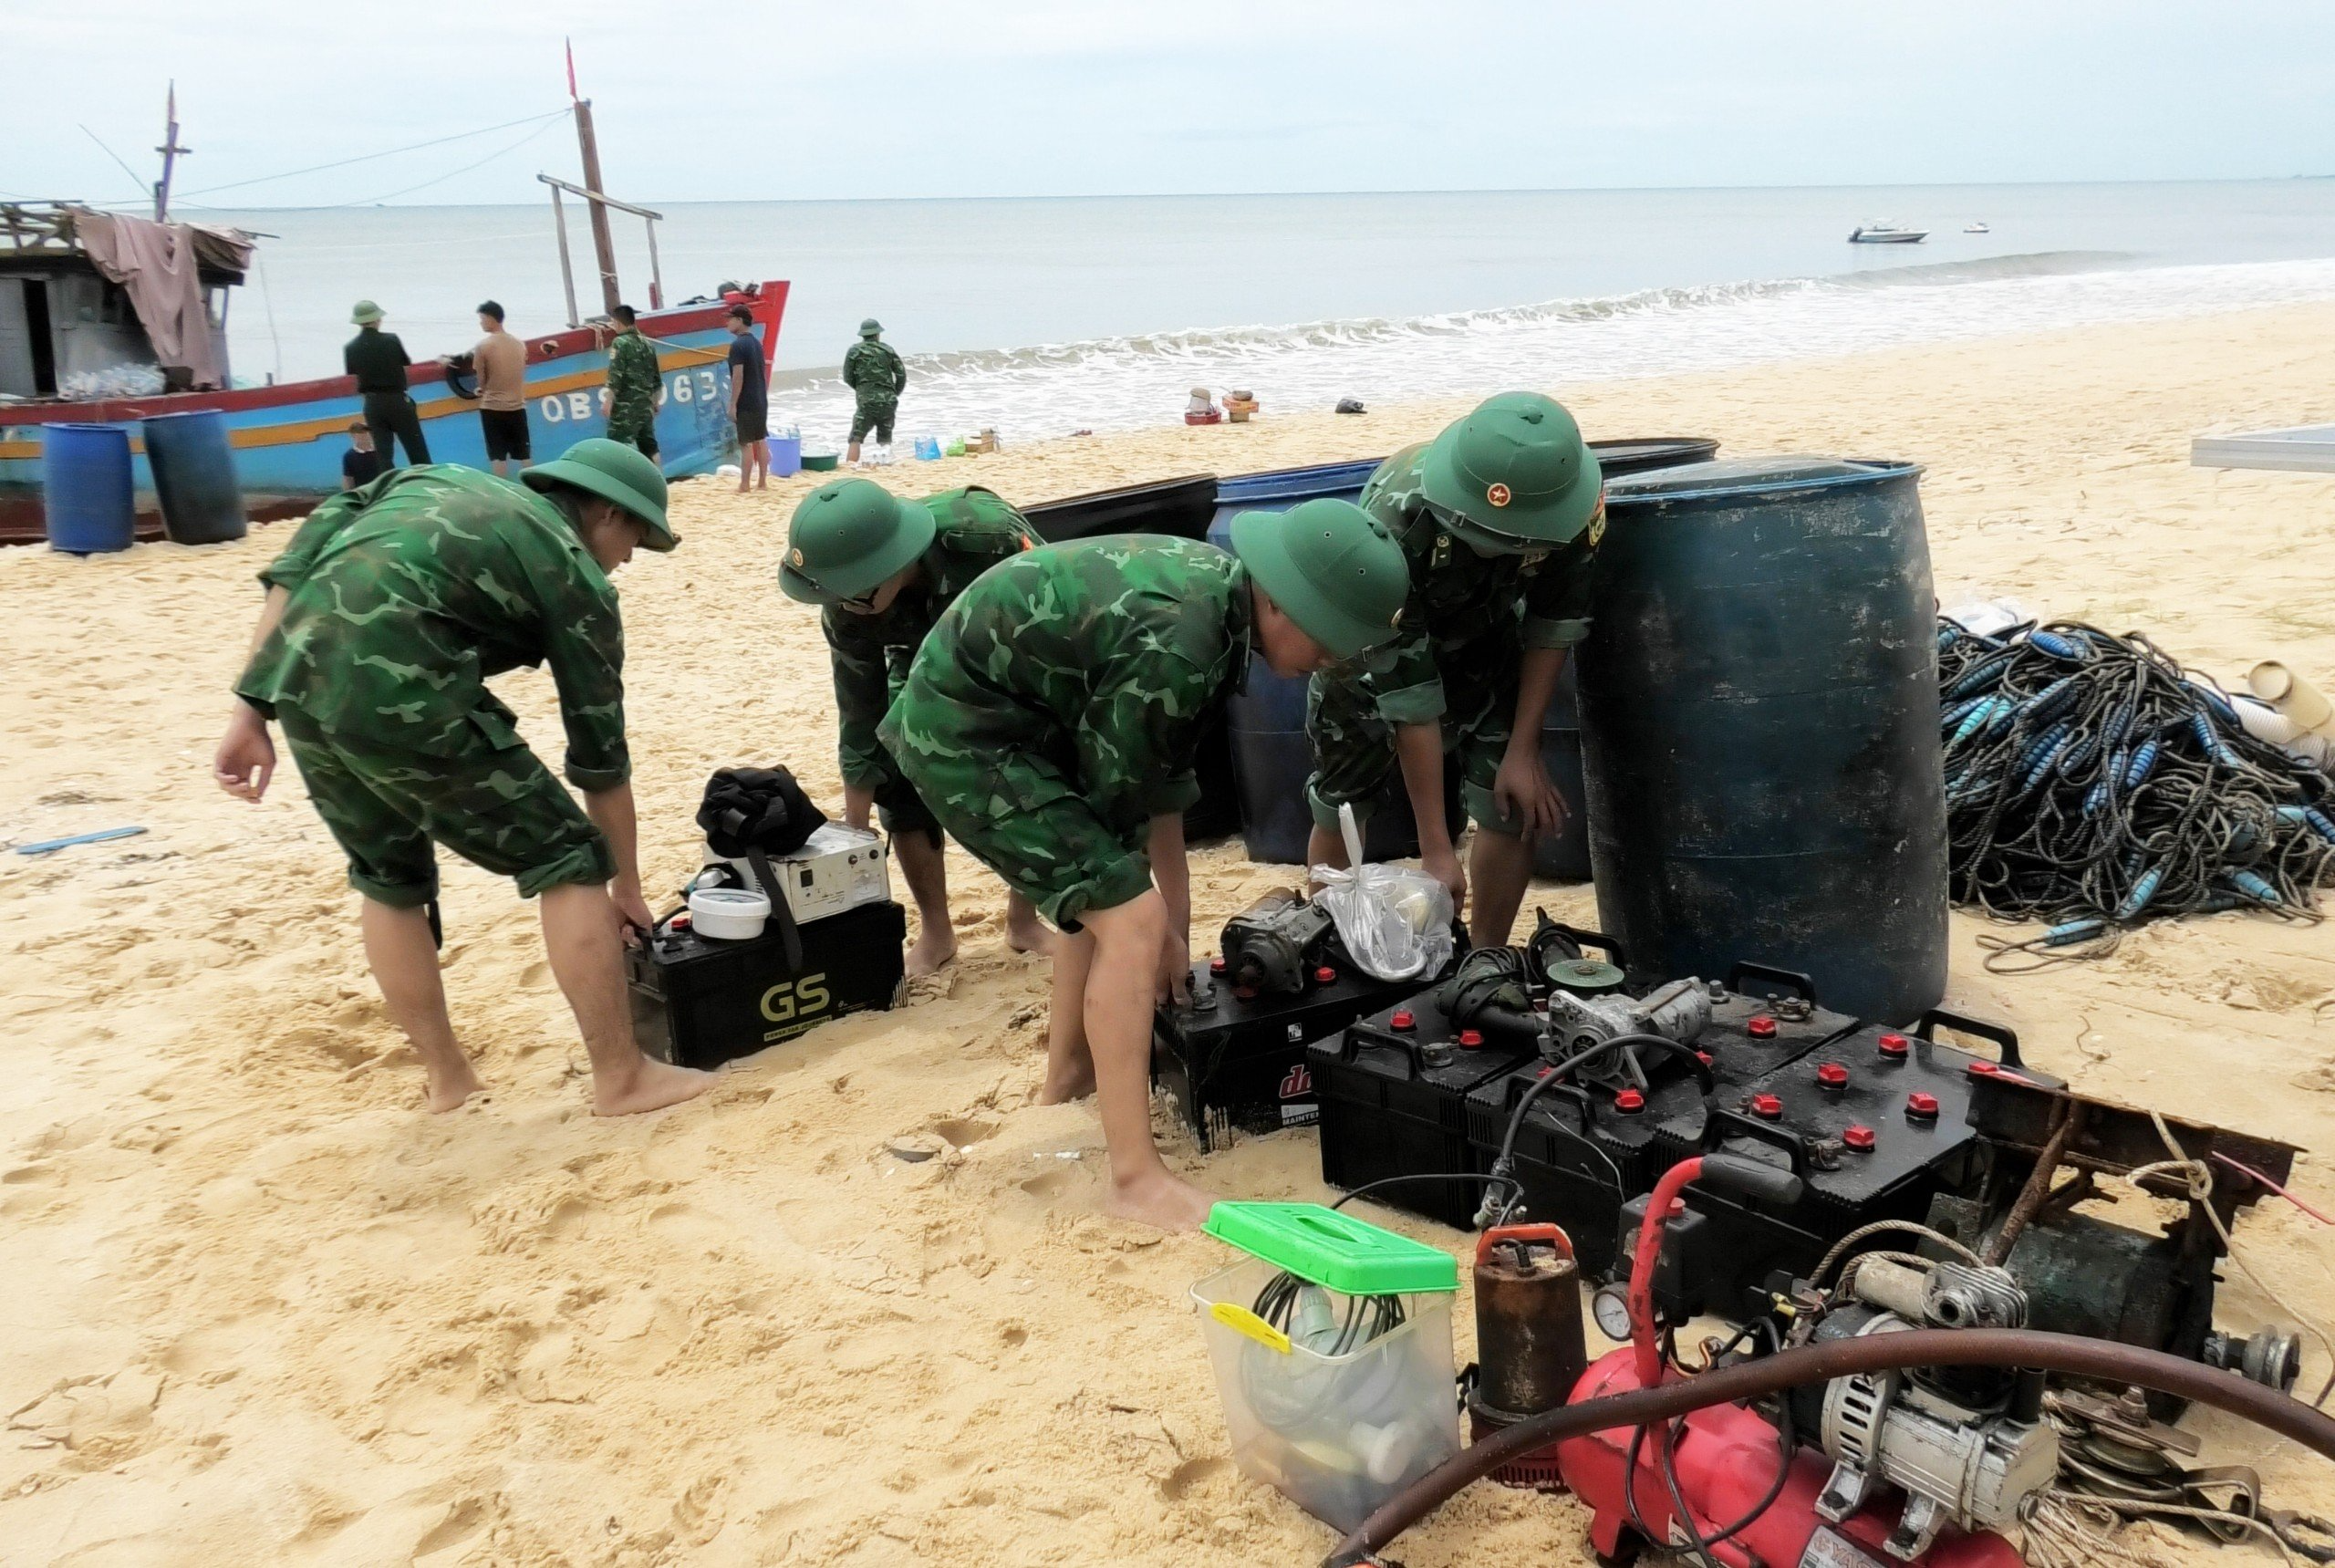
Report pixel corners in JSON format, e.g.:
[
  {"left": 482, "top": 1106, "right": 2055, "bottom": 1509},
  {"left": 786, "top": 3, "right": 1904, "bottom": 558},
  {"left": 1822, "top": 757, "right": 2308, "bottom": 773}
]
[{"left": 2251, "top": 660, "right": 2335, "bottom": 737}]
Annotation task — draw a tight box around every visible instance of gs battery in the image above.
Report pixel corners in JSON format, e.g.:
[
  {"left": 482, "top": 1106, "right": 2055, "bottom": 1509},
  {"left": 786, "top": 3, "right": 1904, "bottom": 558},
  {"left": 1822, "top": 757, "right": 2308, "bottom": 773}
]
[
  {"left": 627, "top": 898, "right": 908, "bottom": 1070},
  {"left": 1307, "top": 985, "right": 1536, "bottom": 1229}
]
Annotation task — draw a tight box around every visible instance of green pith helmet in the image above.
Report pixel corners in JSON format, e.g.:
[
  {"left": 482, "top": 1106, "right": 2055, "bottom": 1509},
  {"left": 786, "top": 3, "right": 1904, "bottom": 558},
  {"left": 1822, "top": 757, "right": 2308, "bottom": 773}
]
[
  {"left": 1229, "top": 498, "right": 1410, "bottom": 661},
  {"left": 1419, "top": 391, "right": 1602, "bottom": 547},
  {"left": 350, "top": 299, "right": 384, "bottom": 325},
  {"left": 858, "top": 317, "right": 883, "bottom": 337},
  {"left": 780, "top": 478, "right": 936, "bottom": 604},
  {"left": 524, "top": 437, "right": 678, "bottom": 552}
]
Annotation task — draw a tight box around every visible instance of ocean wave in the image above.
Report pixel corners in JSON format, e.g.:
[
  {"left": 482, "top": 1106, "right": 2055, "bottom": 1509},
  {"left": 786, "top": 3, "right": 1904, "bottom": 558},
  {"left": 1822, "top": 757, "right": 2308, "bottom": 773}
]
[{"left": 766, "top": 254, "right": 2335, "bottom": 443}]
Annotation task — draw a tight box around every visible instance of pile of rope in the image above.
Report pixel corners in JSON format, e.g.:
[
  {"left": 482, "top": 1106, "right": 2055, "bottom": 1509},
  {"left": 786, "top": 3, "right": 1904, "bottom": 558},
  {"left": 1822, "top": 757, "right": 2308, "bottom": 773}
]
[{"left": 1937, "top": 618, "right": 2335, "bottom": 968}]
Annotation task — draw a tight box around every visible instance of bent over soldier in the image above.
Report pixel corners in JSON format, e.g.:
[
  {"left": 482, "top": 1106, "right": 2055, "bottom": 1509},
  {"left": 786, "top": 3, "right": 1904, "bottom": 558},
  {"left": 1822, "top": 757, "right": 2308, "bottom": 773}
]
[
  {"left": 878, "top": 506, "right": 1409, "bottom": 1231},
  {"left": 213, "top": 440, "right": 710, "bottom": 1118}
]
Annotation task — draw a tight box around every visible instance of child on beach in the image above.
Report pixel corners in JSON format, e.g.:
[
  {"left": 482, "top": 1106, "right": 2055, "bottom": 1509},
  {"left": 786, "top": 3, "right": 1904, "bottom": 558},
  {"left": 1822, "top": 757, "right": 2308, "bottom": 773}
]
[{"left": 341, "top": 421, "right": 386, "bottom": 491}]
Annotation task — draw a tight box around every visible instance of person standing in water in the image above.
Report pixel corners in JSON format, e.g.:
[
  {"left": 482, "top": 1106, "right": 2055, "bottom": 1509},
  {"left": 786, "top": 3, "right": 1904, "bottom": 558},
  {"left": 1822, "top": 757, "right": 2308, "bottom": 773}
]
[{"left": 843, "top": 318, "right": 906, "bottom": 467}]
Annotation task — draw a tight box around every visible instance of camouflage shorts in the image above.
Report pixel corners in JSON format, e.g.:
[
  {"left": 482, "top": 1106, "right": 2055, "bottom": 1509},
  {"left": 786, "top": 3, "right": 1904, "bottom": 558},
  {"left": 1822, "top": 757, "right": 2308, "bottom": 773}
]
[
  {"left": 877, "top": 708, "right": 1151, "bottom": 933},
  {"left": 277, "top": 703, "right": 615, "bottom": 907},
  {"left": 1305, "top": 654, "right": 1527, "bottom": 837}
]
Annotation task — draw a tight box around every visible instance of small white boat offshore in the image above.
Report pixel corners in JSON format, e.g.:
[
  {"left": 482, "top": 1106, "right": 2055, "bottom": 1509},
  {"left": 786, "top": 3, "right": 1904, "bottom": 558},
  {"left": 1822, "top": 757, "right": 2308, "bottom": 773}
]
[
  {"left": 1965, "top": 222, "right": 1992, "bottom": 234},
  {"left": 1848, "top": 223, "right": 1929, "bottom": 244}
]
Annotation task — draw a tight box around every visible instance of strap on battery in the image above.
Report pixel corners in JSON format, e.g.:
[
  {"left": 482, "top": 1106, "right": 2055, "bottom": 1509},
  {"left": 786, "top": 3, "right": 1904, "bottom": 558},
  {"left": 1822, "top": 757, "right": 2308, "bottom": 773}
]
[{"left": 743, "top": 846, "right": 805, "bottom": 971}]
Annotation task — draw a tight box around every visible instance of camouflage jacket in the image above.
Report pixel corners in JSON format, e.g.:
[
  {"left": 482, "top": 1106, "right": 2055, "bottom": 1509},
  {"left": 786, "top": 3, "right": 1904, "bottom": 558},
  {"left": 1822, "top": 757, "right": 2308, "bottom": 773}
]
[
  {"left": 605, "top": 328, "right": 660, "bottom": 431},
  {"left": 825, "top": 486, "right": 1036, "bottom": 790},
  {"left": 237, "top": 465, "right": 630, "bottom": 790},
  {"left": 1344, "top": 441, "right": 1599, "bottom": 726},
  {"left": 883, "top": 536, "right": 1249, "bottom": 826},
  {"left": 842, "top": 338, "right": 907, "bottom": 403}
]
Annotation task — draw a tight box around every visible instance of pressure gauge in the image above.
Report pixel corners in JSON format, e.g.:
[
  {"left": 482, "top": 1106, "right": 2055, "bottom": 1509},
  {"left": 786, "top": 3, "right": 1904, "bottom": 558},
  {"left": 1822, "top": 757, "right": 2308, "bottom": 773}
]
[{"left": 1592, "top": 1282, "right": 1634, "bottom": 1342}]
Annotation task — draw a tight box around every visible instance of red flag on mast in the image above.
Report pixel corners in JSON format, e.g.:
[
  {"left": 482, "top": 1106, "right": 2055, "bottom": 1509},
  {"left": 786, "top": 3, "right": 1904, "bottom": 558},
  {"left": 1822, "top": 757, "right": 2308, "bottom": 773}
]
[{"left": 565, "top": 38, "right": 578, "bottom": 101}]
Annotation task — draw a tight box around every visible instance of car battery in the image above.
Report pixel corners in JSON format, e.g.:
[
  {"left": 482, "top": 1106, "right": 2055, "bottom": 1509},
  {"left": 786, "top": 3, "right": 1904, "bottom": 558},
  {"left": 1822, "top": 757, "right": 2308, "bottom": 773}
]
[
  {"left": 1153, "top": 939, "right": 1464, "bottom": 1152},
  {"left": 1633, "top": 1008, "right": 2056, "bottom": 1322},
  {"left": 1641, "top": 962, "right": 1862, "bottom": 1167},
  {"left": 701, "top": 822, "right": 892, "bottom": 922},
  {"left": 1454, "top": 961, "right": 1855, "bottom": 1274},
  {"left": 1308, "top": 986, "right": 1536, "bottom": 1230},
  {"left": 627, "top": 898, "right": 907, "bottom": 1070}
]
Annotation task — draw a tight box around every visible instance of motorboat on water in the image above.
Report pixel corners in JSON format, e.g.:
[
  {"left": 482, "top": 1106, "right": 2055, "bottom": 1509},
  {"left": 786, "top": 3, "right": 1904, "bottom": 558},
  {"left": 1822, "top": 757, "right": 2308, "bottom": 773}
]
[
  {"left": 1848, "top": 223, "right": 1928, "bottom": 244},
  {"left": 1965, "top": 222, "right": 1991, "bottom": 234}
]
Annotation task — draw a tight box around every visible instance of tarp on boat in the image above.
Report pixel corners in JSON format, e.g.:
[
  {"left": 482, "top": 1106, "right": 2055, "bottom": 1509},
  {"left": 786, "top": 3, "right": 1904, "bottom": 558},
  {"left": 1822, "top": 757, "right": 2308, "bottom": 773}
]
[{"left": 66, "top": 209, "right": 254, "bottom": 390}]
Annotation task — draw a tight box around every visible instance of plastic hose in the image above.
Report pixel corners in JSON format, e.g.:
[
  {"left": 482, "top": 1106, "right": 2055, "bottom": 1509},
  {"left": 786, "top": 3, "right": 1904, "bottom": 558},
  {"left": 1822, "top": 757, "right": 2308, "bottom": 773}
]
[{"left": 1319, "top": 1327, "right": 2335, "bottom": 1568}]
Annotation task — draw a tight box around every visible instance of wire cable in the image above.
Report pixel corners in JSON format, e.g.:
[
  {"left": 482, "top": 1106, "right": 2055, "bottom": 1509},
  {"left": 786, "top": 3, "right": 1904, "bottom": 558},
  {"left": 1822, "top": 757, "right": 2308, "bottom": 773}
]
[{"left": 181, "top": 107, "right": 572, "bottom": 197}]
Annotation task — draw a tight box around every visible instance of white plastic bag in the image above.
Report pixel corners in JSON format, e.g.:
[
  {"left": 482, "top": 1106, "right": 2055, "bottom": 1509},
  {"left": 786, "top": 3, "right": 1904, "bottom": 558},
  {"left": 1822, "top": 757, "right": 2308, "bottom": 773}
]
[{"left": 1310, "top": 805, "right": 1456, "bottom": 982}]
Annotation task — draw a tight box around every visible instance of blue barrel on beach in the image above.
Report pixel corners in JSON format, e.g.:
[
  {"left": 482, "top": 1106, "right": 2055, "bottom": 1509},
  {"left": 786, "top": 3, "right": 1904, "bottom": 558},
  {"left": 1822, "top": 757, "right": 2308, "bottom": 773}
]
[
  {"left": 1579, "top": 457, "right": 1946, "bottom": 1023},
  {"left": 40, "top": 423, "right": 137, "bottom": 554},
  {"left": 1208, "top": 462, "right": 1461, "bottom": 866},
  {"left": 142, "top": 410, "right": 247, "bottom": 545},
  {"left": 1212, "top": 441, "right": 1718, "bottom": 873}
]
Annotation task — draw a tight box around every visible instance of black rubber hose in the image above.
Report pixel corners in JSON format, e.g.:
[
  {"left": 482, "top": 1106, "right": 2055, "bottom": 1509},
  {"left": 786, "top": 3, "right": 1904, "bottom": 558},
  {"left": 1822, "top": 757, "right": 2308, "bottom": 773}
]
[{"left": 1320, "top": 1328, "right": 2335, "bottom": 1568}]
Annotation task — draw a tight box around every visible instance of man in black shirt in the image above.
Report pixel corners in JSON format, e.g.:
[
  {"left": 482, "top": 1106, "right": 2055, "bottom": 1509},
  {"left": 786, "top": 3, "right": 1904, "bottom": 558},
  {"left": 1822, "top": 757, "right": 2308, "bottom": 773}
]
[
  {"left": 340, "top": 420, "right": 388, "bottom": 490},
  {"left": 723, "top": 304, "right": 769, "bottom": 493},
  {"left": 344, "top": 300, "right": 431, "bottom": 467}
]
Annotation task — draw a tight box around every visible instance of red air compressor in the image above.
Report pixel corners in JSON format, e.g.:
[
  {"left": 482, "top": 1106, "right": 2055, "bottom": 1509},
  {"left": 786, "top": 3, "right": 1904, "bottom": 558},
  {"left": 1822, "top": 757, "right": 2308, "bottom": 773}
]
[{"left": 1554, "top": 1154, "right": 2033, "bottom": 1568}]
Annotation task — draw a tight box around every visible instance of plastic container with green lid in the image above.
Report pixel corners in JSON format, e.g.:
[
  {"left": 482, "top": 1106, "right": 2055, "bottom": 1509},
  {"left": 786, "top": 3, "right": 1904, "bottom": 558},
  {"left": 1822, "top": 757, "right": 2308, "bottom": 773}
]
[{"left": 1190, "top": 1203, "right": 1461, "bottom": 1531}]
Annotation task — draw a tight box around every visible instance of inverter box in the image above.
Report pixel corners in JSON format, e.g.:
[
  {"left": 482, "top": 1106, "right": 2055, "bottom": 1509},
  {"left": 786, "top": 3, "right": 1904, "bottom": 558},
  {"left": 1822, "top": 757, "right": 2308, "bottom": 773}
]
[
  {"left": 702, "top": 822, "right": 892, "bottom": 923},
  {"left": 628, "top": 899, "right": 906, "bottom": 1070}
]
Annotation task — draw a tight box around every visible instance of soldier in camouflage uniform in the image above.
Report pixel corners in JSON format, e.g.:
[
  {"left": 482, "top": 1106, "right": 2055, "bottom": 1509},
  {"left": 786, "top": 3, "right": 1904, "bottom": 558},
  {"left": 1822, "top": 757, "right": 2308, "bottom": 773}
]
[
  {"left": 879, "top": 505, "right": 1409, "bottom": 1231},
  {"left": 604, "top": 305, "right": 662, "bottom": 460},
  {"left": 780, "top": 477, "right": 1051, "bottom": 974},
  {"left": 1306, "top": 390, "right": 1605, "bottom": 950},
  {"left": 213, "top": 439, "right": 711, "bottom": 1118},
  {"left": 842, "top": 317, "right": 906, "bottom": 465}
]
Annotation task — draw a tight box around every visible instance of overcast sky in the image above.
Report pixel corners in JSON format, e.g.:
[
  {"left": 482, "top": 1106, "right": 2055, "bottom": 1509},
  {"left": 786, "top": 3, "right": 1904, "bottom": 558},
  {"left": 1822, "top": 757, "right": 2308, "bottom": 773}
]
[{"left": 11, "top": 1, "right": 2334, "bottom": 209}]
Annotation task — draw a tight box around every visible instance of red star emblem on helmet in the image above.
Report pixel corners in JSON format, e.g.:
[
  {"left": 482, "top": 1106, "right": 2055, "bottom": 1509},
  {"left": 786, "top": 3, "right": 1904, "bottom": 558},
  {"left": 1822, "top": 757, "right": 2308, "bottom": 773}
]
[{"left": 1486, "top": 483, "right": 1512, "bottom": 507}]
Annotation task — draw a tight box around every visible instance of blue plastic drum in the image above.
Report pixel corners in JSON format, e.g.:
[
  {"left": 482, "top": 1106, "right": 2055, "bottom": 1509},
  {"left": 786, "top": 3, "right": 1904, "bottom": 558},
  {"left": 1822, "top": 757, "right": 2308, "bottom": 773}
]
[
  {"left": 142, "top": 410, "right": 247, "bottom": 545},
  {"left": 40, "top": 423, "right": 137, "bottom": 554}
]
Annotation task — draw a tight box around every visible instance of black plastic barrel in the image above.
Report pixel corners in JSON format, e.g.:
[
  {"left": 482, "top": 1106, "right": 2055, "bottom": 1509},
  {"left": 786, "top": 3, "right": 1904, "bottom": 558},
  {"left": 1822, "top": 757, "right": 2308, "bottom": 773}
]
[
  {"left": 1577, "top": 457, "right": 1946, "bottom": 1023},
  {"left": 40, "top": 424, "right": 136, "bottom": 554},
  {"left": 143, "top": 410, "right": 248, "bottom": 545},
  {"left": 1023, "top": 473, "right": 1218, "bottom": 544}
]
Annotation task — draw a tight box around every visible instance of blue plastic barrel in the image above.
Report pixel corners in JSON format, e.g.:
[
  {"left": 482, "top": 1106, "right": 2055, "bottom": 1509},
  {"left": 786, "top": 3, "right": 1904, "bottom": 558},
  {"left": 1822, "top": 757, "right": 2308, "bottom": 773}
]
[
  {"left": 41, "top": 424, "right": 137, "bottom": 554},
  {"left": 141, "top": 410, "right": 246, "bottom": 545},
  {"left": 768, "top": 432, "right": 803, "bottom": 478}
]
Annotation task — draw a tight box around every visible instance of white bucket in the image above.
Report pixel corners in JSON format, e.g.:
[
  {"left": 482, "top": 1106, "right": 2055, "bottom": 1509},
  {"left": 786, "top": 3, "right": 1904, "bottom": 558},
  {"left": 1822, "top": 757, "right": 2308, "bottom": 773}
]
[{"left": 688, "top": 885, "right": 772, "bottom": 941}]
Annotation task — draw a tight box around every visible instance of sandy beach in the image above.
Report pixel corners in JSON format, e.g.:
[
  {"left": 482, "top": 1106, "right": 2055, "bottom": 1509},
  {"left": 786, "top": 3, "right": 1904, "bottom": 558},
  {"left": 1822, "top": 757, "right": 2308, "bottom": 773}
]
[{"left": 7, "top": 303, "right": 2335, "bottom": 1566}]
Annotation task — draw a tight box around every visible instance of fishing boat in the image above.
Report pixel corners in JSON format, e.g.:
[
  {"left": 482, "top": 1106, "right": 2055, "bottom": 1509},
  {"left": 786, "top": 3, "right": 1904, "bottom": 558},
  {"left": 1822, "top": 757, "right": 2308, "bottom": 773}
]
[
  {"left": 0, "top": 89, "right": 787, "bottom": 545},
  {"left": 1847, "top": 223, "right": 1928, "bottom": 244}
]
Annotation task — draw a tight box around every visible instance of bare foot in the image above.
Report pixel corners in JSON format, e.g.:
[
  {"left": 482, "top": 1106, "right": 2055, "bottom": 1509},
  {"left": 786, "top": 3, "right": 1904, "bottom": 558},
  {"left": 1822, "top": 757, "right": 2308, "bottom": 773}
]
[
  {"left": 593, "top": 1054, "right": 715, "bottom": 1116},
  {"left": 424, "top": 1056, "right": 483, "bottom": 1113},
  {"left": 1037, "top": 1060, "right": 1097, "bottom": 1104},
  {"left": 1006, "top": 913, "right": 1060, "bottom": 958},
  {"left": 905, "top": 928, "right": 959, "bottom": 979},
  {"left": 1102, "top": 1168, "right": 1218, "bottom": 1232}
]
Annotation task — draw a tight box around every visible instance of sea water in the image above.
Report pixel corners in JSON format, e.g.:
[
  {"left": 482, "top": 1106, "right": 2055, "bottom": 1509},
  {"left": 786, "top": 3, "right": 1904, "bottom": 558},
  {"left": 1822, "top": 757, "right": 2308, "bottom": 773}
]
[{"left": 202, "top": 179, "right": 2335, "bottom": 442}]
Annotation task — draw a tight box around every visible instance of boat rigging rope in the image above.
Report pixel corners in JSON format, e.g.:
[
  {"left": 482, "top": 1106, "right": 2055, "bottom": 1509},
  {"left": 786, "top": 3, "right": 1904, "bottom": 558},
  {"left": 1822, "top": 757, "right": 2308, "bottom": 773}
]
[{"left": 1935, "top": 618, "right": 2335, "bottom": 970}]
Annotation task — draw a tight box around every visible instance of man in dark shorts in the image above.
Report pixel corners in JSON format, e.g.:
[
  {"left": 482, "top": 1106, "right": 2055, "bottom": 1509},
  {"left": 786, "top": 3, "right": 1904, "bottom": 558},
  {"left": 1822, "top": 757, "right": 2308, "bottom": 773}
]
[
  {"left": 724, "top": 304, "right": 769, "bottom": 492},
  {"left": 470, "top": 300, "right": 531, "bottom": 478},
  {"left": 212, "top": 438, "right": 709, "bottom": 1120},
  {"left": 344, "top": 300, "right": 431, "bottom": 467}
]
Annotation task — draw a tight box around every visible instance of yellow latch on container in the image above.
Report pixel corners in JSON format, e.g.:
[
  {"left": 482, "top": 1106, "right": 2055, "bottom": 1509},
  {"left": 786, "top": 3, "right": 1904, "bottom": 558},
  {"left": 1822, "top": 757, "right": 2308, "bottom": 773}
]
[{"left": 1210, "top": 1299, "right": 1291, "bottom": 1354}]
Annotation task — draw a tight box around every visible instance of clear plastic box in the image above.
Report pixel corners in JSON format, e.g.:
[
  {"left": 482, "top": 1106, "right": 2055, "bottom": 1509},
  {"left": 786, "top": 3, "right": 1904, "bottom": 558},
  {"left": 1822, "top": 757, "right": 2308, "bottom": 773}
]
[{"left": 1189, "top": 1255, "right": 1461, "bottom": 1532}]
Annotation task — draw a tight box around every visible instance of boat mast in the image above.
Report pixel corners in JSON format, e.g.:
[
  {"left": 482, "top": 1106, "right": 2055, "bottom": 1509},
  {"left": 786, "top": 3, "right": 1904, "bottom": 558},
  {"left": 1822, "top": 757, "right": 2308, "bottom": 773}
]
[
  {"left": 566, "top": 43, "right": 623, "bottom": 313},
  {"left": 153, "top": 82, "right": 190, "bottom": 222}
]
